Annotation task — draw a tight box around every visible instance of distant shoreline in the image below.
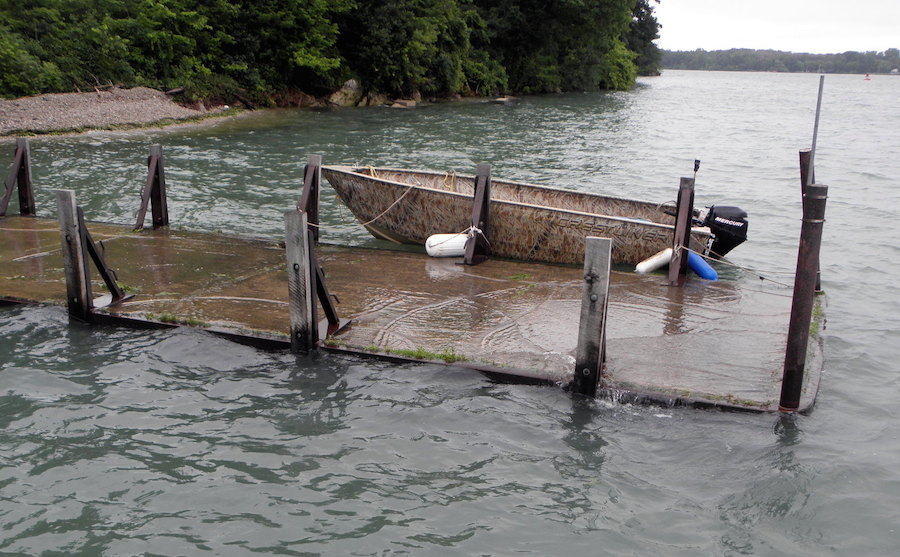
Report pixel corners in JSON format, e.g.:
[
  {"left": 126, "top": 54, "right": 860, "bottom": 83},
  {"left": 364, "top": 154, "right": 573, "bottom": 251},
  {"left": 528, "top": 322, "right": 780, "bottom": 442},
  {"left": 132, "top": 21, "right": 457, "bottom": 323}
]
[{"left": 0, "top": 87, "right": 239, "bottom": 137}]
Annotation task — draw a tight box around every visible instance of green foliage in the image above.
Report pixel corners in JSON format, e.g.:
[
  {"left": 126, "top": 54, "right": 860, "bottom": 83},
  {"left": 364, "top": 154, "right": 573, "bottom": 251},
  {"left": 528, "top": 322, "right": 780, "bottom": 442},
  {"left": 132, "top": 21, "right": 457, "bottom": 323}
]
[
  {"left": 663, "top": 48, "right": 900, "bottom": 74},
  {"left": 337, "top": 0, "right": 492, "bottom": 97},
  {"left": 461, "top": 52, "right": 508, "bottom": 96},
  {"left": 597, "top": 39, "right": 637, "bottom": 90},
  {"left": 473, "top": 0, "right": 636, "bottom": 93},
  {"left": 0, "top": 0, "right": 650, "bottom": 100},
  {"left": 625, "top": 0, "right": 661, "bottom": 75},
  {"left": 0, "top": 25, "right": 63, "bottom": 97}
]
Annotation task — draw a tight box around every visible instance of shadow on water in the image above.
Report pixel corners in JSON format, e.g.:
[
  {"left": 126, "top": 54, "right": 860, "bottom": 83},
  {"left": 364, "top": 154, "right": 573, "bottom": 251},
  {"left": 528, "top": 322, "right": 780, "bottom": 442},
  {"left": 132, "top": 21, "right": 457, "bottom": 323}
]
[
  {"left": 563, "top": 396, "right": 609, "bottom": 467},
  {"left": 774, "top": 413, "right": 803, "bottom": 448}
]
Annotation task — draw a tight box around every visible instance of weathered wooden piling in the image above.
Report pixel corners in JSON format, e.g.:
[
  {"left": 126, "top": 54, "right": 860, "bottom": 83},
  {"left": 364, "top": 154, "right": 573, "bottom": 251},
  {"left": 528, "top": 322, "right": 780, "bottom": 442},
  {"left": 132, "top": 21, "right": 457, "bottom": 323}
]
[
  {"left": 668, "top": 177, "right": 695, "bottom": 287},
  {"left": 284, "top": 210, "right": 316, "bottom": 352},
  {"left": 135, "top": 144, "right": 169, "bottom": 230},
  {"left": 1, "top": 138, "right": 36, "bottom": 217},
  {"left": 573, "top": 237, "right": 612, "bottom": 397},
  {"left": 56, "top": 190, "right": 93, "bottom": 321},
  {"left": 463, "top": 163, "right": 492, "bottom": 265},
  {"left": 780, "top": 183, "right": 828, "bottom": 412},
  {"left": 297, "top": 154, "right": 322, "bottom": 242},
  {"left": 55, "top": 190, "right": 131, "bottom": 320}
]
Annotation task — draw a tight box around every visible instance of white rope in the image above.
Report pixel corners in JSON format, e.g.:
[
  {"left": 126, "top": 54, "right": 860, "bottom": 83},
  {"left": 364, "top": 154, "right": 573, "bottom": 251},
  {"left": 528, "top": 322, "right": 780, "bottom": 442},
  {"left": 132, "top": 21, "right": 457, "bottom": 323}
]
[
  {"left": 426, "top": 226, "right": 473, "bottom": 248},
  {"left": 469, "top": 226, "right": 492, "bottom": 249},
  {"left": 307, "top": 185, "right": 416, "bottom": 231}
]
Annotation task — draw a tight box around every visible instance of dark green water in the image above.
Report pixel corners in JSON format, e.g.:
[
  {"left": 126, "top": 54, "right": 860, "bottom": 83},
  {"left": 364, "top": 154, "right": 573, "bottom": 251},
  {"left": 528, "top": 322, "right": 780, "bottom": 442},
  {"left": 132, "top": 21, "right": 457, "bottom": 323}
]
[{"left": 2, "top": 70, "right": 899, "bottom": 555}]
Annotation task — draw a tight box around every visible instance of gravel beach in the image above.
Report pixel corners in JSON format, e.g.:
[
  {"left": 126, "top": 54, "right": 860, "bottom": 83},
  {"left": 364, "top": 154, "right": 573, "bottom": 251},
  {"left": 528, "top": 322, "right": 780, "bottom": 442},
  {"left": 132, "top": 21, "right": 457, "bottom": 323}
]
[{"left": 0, "top": 87, "right": 221, "bottom": 136}]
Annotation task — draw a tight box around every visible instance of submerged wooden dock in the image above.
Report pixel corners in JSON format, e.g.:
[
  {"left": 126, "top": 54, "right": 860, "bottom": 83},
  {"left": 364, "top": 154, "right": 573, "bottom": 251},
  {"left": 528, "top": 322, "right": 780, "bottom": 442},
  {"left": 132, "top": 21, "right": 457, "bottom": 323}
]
[
  {"left": 1, "top": 141, "right": 826, "bottom": 413},
  {"left": 0, "top": 212, "right": 822, "bottom": 412}
]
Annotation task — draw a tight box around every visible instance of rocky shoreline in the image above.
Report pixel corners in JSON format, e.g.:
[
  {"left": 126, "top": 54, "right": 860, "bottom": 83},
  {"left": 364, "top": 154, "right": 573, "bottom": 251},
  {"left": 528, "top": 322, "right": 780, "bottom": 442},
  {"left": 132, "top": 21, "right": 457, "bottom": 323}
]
[
  {"left": 0, "top": 83, "right": 487, "bottom": 137},
  {"left": 0, "top": 87, "right": 231, "bottom": 136}
]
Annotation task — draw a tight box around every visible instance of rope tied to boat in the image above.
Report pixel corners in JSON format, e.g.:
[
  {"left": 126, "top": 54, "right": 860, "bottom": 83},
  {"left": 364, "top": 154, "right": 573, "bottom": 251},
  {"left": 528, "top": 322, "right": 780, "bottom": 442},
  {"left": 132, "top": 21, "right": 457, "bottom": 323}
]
[
  {"left": 356, "top": 184, "right": 416, "bottom": 227},
  {"left": 442, "top": 170, "right": 457, "bottom": 192},
  {"left": 305, "top": 182, "right": 416, "bottom": 232},
  {"left": 468, "top": 226, "right": 492, "bottom": 249},
  {"left": 686, "top": 247, "right": 794, "bottom": 288}
]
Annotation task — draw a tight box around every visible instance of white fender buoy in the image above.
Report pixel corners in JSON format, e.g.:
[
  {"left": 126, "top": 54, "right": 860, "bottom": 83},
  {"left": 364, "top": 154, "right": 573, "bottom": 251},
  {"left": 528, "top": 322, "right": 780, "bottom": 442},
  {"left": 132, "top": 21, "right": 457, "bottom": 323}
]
[
  {"left": 425, "top": 233, "right": 468, "bottom": 257},
  {"left": 635, "top": 248, "right": 672, "bottom": 273}
]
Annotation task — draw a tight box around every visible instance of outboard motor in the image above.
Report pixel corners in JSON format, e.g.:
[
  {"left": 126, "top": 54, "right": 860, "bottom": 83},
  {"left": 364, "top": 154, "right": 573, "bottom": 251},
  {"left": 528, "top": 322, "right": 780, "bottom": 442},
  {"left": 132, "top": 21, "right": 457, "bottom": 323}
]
[{"left": 697, "top": 205, "right": 748, "bottom": 257}]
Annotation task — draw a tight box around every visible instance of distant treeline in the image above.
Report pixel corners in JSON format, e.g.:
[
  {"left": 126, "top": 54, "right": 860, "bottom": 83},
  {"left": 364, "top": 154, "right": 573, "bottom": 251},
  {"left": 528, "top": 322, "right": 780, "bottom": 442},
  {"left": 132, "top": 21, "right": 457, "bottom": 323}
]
[
  {"left": 663, "top": 48, "right": 900, "bottom": 74},
  {"left": 0, "top": 0, "right": 662, "bottom": 103}
]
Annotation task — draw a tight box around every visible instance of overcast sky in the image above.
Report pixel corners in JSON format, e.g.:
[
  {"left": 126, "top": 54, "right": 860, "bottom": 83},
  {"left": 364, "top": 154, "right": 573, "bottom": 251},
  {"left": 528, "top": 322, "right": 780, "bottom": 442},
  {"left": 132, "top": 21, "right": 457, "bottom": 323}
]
[{"left": 653, "top": 0, "right": 900, "bottom": 54}]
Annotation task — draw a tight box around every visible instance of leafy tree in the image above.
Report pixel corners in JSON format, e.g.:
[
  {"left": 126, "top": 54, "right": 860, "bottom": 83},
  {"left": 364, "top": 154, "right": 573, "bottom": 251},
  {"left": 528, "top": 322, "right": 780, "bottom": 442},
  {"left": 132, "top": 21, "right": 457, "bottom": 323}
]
[
  {"left": 473, "top": 0, "right": 636, "bottom": 93},
  {"left": 337, "top": 0, "right": 498, "bottom": 98},
  {"left": 625, "top": 0, "right": 661, "bottom": 75},
  {"left": 0, "top": 0, "right": 649, "bottom": 100},
  {"left": 0, "top": 24, "right": 63, "bottom": 97},
  {"left": 663, "top": 48, "right": 900, "bottom": 74},
  {"left": 597, "top": 39, "right": 637, "bottom": 89},
  {"left": 230, "top": 0, "right": 349, "bottom": 95}
]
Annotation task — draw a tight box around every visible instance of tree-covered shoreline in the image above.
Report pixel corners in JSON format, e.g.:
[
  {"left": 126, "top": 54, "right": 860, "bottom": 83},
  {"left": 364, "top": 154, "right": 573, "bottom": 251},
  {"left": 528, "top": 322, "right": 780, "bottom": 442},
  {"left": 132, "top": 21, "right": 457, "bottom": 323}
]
[
  {"left": 1, "top": 0, "right": 662, "bottom": 104},
  {"left": 663, "top": 48, "right": 900, "bottom": 75}
]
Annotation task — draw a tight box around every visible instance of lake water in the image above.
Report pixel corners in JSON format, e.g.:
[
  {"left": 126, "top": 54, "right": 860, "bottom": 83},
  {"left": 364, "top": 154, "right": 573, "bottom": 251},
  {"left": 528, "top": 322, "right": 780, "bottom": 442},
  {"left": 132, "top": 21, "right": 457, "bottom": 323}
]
[{"left": 2, "top": 70, "right": 899, "bottom": 555}]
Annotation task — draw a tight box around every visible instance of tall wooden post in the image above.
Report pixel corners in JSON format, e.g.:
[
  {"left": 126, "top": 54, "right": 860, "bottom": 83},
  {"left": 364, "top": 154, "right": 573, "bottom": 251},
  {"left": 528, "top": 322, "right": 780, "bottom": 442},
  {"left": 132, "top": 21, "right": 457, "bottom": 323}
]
[
  {"left": 668, "top": 177, "right": 695, "bottom": 287},
  {"left": 297, "top": 154, "right": 322, "bottom": 243},
  {"left": 780, "top": 184, "right": 828, "bottom": 412},
  {"left": 56, "top": 190, "right": 93, "bottom": 321},
  {"left": 573, "top": 237, "right": 612, "bottom": 397},
  {"left": 1, "top": 138, "right": 36, "bottom": 217},
  {"left": 135, "top": 144, "right": 169, "bottom": 230},
  {"left": 285, "top": 210, "right": 316, "bottom": 352}
]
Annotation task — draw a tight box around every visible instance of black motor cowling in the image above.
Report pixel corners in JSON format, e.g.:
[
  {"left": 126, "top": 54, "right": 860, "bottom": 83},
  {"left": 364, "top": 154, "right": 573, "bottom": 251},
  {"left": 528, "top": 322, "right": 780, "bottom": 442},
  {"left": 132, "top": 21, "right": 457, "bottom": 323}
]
[{"left": 701, "top": 205, "right": 748, "bottom": 257}]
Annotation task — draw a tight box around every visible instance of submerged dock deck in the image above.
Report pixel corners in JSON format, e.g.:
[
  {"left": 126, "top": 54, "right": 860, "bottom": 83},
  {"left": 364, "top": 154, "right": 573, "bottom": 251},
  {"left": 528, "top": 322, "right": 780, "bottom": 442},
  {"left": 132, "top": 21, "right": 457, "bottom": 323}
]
[{"left": 0, "top": 215, "right": 822, "bottom": 412}]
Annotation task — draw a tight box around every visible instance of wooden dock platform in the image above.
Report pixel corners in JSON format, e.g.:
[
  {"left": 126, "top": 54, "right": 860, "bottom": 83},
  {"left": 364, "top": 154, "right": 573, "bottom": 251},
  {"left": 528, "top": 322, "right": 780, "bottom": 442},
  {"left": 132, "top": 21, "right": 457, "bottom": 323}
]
[{"left": 0, "top": 214, "right": 823, "bottom": 412}]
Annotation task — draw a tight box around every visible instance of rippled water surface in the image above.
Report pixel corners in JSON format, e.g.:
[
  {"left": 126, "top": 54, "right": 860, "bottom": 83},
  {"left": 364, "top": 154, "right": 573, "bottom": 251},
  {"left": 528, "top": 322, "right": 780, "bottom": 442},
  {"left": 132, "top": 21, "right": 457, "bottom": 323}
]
[{"left": 2, "top": 70, "right": 900, "bottom": 555}]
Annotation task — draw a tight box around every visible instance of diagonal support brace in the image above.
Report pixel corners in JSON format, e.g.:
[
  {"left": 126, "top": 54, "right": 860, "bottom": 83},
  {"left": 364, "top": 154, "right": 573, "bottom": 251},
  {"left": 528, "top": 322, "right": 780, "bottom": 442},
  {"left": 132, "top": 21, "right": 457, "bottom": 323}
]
[
  {"left": 1, "top": 138, "right": 36, "bottom": 217},
  {"left": 135, "top": 144, "right": 169, "bottom": 230},
  {"left": 78, "top": 208, "right": 132, "bottom": 305}
]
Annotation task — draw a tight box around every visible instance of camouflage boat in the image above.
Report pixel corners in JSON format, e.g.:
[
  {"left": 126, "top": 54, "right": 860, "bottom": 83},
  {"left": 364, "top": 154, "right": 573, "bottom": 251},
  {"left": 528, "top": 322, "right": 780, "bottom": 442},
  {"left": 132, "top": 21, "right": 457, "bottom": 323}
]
[{"left": 321, "top": 166, "right": 748, "bottom": 266}]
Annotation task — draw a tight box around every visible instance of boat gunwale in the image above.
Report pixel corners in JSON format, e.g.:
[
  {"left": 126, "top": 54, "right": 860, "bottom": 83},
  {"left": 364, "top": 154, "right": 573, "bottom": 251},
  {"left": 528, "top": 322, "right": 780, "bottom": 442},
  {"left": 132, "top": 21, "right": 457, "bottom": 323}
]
[{"left": 322, "top": 165, "right": 710, "bottom": 235}]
